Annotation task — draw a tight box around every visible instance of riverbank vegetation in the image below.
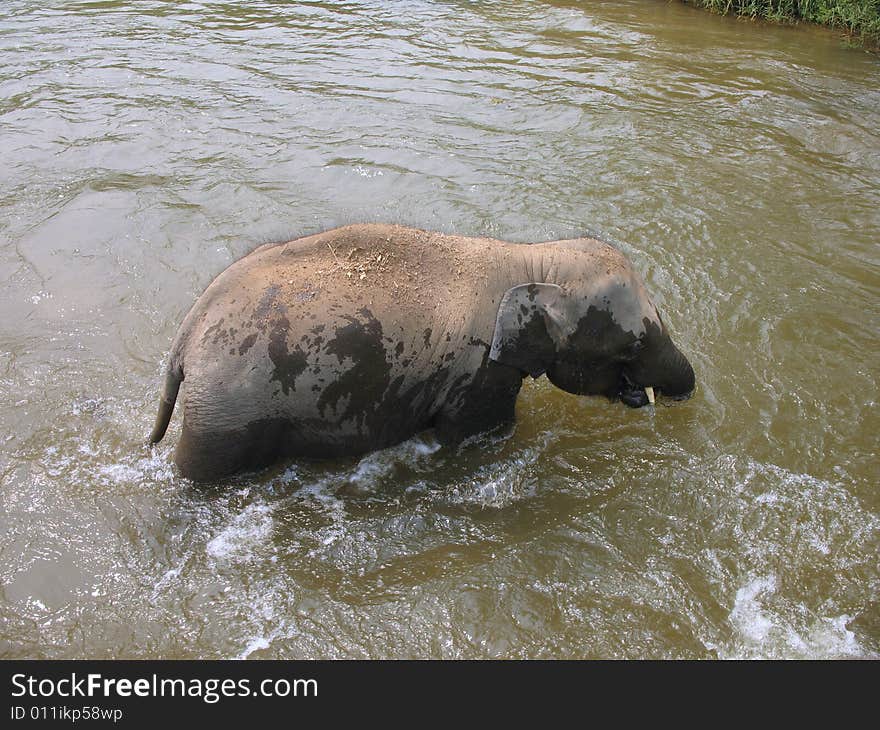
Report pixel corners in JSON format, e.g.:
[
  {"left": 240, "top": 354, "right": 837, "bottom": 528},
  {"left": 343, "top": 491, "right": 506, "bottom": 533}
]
[{"left": 682, "top": 0, "right": 880, "bottom": 48}]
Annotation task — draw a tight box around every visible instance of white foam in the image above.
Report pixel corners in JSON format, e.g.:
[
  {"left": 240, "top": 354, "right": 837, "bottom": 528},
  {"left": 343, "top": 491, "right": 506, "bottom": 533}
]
[
  {"left": 274, "top": 434, "right": 441, "bottom": 506},
  {"left": 102, "top": 457, "right": 176, "bottom": 485},
  {"left": 728, "top": 575, "right": 777, "bottom": 645},
  {"left": 718, "top": 575, "right": 867, "bottom": 659},
  {"left": 692, "top": 454, "right": 879, "bottom": 658},
  {"left": 152, "top": 565, "right": 183, "bottom": 595},
  {"left": 97, "top": 462, "right": 143, "bottom": 484},
  {"left": 348, "top": 436, "right": 442, "bottom": 488},
  {"left": 805, "top": 614, "right": 861, "bottom": 657},
  {"left": 353, "top": 165, "right": 383, "bottom": 178},
  {"left": 237, "top": 636, "right": 271, "bottom": 660},
  {"left": 206, "top": 504, "right": 273, "bottom": 562}
]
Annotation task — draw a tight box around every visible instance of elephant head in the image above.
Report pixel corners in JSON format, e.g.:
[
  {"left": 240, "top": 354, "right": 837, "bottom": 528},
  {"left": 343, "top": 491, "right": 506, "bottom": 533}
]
[{"left": 488, "top": 242, "right": 695, "bottom": 407}]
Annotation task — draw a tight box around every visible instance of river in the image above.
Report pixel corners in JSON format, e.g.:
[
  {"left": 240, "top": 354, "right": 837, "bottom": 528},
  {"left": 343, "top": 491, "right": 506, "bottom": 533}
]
[{"left": 1, "top": 0, "right": 878, "bottom": 658}]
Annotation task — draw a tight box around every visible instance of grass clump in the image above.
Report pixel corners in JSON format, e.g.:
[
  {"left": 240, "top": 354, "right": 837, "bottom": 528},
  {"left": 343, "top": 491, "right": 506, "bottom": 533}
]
[{"left": 682, "top": 0, "right": 880, "bottom": 48}]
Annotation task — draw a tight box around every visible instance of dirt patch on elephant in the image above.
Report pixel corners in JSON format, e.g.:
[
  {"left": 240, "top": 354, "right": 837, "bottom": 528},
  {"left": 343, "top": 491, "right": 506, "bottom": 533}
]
[{"left": 286, "top": 224, "right": 504, "bottom": 317}]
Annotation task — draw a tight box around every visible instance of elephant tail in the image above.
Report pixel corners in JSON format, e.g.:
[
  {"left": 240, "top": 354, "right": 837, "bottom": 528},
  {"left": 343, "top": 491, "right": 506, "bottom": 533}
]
[{"left": 149, "top": 361, "right": 183, "bottom": 444}]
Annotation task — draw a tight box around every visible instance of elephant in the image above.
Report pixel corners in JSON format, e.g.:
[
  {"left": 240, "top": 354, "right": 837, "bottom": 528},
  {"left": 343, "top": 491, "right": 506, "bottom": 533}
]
[{"left": 149, "top": 224, "right": 695, "bottom": 481}]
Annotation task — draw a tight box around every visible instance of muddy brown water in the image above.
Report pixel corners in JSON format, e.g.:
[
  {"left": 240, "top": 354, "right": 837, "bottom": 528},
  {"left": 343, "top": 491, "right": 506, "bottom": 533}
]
[{"left": 1, "top": 0, "right": 878, "bottom": 659}]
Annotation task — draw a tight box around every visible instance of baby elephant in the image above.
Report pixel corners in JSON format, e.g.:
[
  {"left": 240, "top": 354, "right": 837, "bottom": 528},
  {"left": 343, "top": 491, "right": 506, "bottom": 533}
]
[{"left": 150, "top": 224, "right": 694, "bottom": 481}]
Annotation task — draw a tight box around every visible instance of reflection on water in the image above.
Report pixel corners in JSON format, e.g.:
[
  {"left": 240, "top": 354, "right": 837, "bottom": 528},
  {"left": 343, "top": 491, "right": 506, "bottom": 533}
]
[{"left": 0, "top": 0, "right": 878, "bottom": 658}]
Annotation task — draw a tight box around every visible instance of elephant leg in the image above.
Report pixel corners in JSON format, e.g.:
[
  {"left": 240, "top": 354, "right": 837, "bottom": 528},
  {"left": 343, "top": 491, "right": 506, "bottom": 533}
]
[
  {"left": 174, "top": 418, "right": 290, "bottom": 481},
  {"left": 433, "top": 362, "right": 523, "bottom": 445}
]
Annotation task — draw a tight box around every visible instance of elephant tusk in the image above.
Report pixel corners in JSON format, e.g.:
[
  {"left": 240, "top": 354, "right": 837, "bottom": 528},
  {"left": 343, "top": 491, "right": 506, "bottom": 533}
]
[{"left": 645, "top": 387, "right": 655, "bottom": 405}]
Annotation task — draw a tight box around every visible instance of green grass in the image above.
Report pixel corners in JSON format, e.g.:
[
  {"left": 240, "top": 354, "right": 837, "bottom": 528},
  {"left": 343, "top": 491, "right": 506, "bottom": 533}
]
[{"left": 682, "top": 0, "right": 880, "bottom": 49}]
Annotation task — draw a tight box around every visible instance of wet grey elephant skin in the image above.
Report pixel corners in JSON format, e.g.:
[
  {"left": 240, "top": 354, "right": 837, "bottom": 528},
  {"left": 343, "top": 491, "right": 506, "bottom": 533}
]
[{"left": 149, "top": 224, "right": 695, "bottom": 481}]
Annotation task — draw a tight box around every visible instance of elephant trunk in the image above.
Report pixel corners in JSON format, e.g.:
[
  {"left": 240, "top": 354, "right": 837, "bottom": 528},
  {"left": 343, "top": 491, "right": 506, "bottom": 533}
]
[
  {"left": 655, "top": 341, "right": 695, "bottom": 399},
  {"left": 630, "top": 338, "right": 694, "bottom": 401}
]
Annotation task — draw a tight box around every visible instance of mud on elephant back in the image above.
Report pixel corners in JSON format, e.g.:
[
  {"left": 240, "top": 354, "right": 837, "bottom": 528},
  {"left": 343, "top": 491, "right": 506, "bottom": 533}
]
[{"left": 149, "top": 224, "right": 695, "bottom": 481}]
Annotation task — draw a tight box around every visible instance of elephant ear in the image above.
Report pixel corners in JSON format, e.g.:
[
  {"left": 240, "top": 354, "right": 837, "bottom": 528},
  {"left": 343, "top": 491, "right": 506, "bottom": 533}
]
[{"left": 489, "top": 283, "right": 569, "bottom": 377}]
